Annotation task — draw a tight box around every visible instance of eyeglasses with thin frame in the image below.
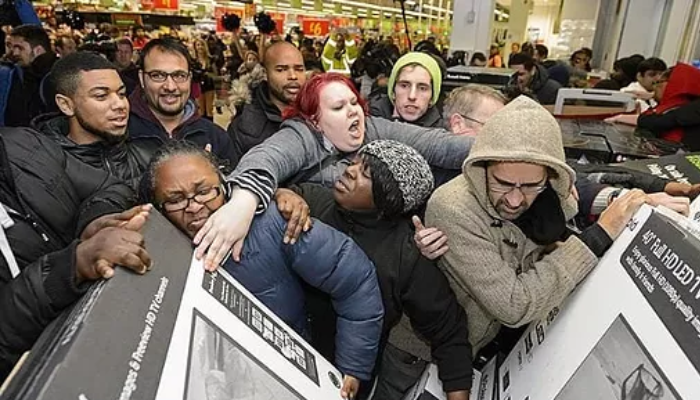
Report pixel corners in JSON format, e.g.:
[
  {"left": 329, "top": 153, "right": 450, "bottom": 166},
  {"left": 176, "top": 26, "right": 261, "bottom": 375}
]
[
  {"left": 143, "top": 70, "right": 191, "bottom": 83},
  {"left": 459, "top": 113, "right": 485, "bottom": 126},
  {"left": 488, "top": 176, "right": 548, "bottom": 196},
  {"left": 159, "top": 186, "right": 222, "bottom": 213}
]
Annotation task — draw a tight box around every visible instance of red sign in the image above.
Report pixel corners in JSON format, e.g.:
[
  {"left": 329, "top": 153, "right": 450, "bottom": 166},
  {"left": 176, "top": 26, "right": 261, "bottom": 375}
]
[
  {"left": 269, "top": 12, "right": 286, "bottom": 34},
  {"left": 215, "top": 7, "right": 244, "bottom": 33},
  {"left": 153, "top": 0, "right": 178, "bottom": 10},
  {"left": 301, "top": 18, "right": 329, "bottom": 37}
]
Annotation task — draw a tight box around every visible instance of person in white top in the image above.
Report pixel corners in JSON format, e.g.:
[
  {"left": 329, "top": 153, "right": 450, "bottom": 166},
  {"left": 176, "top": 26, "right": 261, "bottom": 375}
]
[{"left": 621, "top": 57, "right": 667, "bottom": 113}]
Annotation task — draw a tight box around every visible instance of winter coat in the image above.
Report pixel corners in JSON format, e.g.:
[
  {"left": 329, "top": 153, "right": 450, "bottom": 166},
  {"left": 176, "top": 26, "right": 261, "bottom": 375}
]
[
  {"left": 225, "top": 202, "right": 383, "bottom": 381},
  {"left": 368, "top": 93, "right": 444, "bottom": 128},
  {"left": 229, "top": 116, "right": 473, "bottom": 208},
  {"left": 295, "top": 184, "right": 473, "bottom": 393},
  {"left": 426, "top": 97, "right": 598, "bottom": 352},
  {"left": 321, "top": 38, "right": 358, "bottom": 76},
  {"left": 0, "top": 126, "right": 135, "bottom": 379},
  {"left": 638, "top": 64, "right": 700, "bottom": 151},
  {"left": 128, "top": 88, "right": 238, "bottom": 168},
  {"left": 227, "top": 81, "right": 283, "bottom": 160},
  {"left": 527, "top": 64, "right": 562, "bottom": 105},
  {"left": 32, "top": 113, "right": 157, "bottom": 189},
  {"left": 4, "top": 52, "right": 58, "bottom": 127}
]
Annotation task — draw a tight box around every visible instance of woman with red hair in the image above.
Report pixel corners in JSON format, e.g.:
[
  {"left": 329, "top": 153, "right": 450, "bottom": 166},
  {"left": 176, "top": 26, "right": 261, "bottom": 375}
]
[{"left": 192, "top": 72, "right": 472, "bottom": 270}]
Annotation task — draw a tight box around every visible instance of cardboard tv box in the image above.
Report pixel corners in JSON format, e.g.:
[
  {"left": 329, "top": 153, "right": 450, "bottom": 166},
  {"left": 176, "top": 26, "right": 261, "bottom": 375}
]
[
  {"left": 402, "top": 356, "right": 498, "bottom": 400},
  {"left": 1, "top": 211, "right": 345, "bottom": 400},
  {"left": 498, "top": 205, "right": 700, "bottom": 400}
]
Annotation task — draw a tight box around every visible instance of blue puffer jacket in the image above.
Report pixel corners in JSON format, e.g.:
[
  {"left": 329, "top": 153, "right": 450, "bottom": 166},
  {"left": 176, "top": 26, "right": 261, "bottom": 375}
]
[{"left": 223, "top": 203, "right": 384, "bottom": 381}]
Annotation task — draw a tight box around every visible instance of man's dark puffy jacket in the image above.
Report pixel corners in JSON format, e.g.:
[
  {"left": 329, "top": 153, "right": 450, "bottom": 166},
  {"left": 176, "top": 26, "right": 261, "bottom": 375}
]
[
  {"left": 368, "top": 93, "right": 444, "bottom": 128},
  {"left": 33, "top": 113, "right": 157, "bottom": 189},
  {"left": 225, "top": 202, "right": 383, "bottom": 381},
  {"left": 128, "top": 88, "right": 238, "bottom": 168},
  {"left": 227, "top": 81, "right": 284, "bottom": 160},
  {"left": 526, "top": 64, "right": 562, "bottom": 105},
  {"left": 4, "top": 52, "right": 58, "bottom": 127},
  {"left": 0, "top": 126, "right": 135, "bottom": 379},
  {"left": 295, "top": 184, "right": 473, "bottom": 393}
]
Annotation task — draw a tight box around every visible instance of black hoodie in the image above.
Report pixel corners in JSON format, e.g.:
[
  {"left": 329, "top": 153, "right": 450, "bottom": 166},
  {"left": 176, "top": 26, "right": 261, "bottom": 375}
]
[{"left": 227, "top": 81, "right": 284, "bottom": 160}]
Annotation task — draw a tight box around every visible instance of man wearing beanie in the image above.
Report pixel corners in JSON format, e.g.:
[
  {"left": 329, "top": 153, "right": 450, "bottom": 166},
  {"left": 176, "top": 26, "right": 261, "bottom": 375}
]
[
  {"left": 278, "top": 140, "right": 472, "bottom": 400},
  {"left": 426, "top": 96, "right": 651, "bottom": 355},
  {"left": 369, "top": 52, "right": 444, "bottom": 127}
]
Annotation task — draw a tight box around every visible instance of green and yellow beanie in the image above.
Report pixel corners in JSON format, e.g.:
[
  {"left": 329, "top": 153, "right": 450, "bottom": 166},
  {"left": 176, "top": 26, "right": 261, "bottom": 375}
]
[{"left": 387, "top": 52, "right": 442, "bottom": 107}]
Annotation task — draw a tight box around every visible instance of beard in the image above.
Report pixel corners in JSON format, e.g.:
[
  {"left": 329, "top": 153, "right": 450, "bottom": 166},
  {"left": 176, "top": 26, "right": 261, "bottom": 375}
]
[{"left": 74, "top": 110, "right": 126, "bottom": 145}]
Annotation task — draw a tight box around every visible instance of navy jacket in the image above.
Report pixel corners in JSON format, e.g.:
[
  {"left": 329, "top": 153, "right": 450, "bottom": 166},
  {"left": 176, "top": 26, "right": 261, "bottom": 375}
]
[
  {"left": 128, "top": 88, "right": 238, "bottom": 169},
  {"left": 224, "top": 203, "right": 384, "bottom": 380}
]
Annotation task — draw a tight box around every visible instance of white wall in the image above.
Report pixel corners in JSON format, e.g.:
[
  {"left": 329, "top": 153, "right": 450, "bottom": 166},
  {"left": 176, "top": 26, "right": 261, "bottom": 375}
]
[
  {"left": 449, "top": 0, "right": 495, "bottom": 56},
  {"left": 526, "top": 4, "right": 560, "bottom": 45},
  {"left": 616, "top": 0, "right": 666, "bottom": 58}
]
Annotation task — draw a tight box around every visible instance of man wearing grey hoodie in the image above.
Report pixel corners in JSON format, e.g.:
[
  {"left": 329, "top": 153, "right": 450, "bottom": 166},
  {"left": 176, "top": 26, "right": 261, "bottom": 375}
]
[{"left": 427, "top": 96, "right": 652, "bottom": 353}]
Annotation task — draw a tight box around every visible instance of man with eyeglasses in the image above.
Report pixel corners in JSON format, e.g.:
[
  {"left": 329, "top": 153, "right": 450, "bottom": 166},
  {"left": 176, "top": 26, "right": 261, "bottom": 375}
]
[
  {"left": 139, "top": 141, "right": 384, "bottom": 400},
  {"left": 128, "top": 38, "right": 238, "bottom": 168},
  {"left": 442, "top": 84, "right": 507, "bottom": 137},
  {"left": 422, "top": 96, "right": 654, "bottom": 355}
]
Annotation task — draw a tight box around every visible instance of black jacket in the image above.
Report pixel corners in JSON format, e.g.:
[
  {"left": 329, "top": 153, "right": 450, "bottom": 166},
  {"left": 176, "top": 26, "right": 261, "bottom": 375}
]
[
  {"left": 227, "top": 81, "right": 284, "bottom": 160},
  {"left": 0, "top": 126, "right": 135, "bottom": 379},
  {"left": 638, "top": 98, "right": 700, "bottom": 151},
  {"left": 33, "top": 113, "right": 157, "bottom": 189},
  {"left": 369, "top": 93, "right": 444, "bottom": 128},
  {"left": 128, "top": 88, "right": 238, "bottom": 168},
  {"left": 4, "top": 53, "right": 58, "bottom": 127},
  {"left": 527, "top": 64, "right": 562, "bottom": 105},
  {"left": 297, "top": 184, "right": 473, "bottom": 392}
]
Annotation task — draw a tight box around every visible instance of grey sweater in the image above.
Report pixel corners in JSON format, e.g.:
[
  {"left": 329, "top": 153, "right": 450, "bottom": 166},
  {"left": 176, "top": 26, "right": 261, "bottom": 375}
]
[{"left": 227, "top": 116, "right": 474, "bottom": 208}]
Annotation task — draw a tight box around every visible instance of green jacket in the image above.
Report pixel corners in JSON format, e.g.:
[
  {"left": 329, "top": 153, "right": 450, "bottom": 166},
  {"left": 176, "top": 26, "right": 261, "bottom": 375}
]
[{"left": 321, "top": 38, "right": 358, "bottom": 76}]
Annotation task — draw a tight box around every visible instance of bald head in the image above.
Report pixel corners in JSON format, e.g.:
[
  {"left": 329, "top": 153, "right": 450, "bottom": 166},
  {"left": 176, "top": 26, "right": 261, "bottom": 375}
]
[
  {"left": 264, "top": 41, "right": 303, "bottom": 70},
  {"left": 443, "top": 84, "right": 506, "bottom": 136},
  {"left": 263, "top": 41, "right": 306, "bottom": 111}
]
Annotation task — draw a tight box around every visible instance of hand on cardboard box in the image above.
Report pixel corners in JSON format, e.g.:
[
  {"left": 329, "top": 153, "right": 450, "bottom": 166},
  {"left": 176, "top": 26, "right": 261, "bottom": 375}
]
[
  {"left": 76, "top": 227, "right": 152, "bottom": 284},
  {"left": 80, "top": 204, "right": 152, "bottom": 241},
  {"left": 598, "top": 189, "right": 649, "bottom": 239},
  {"left": 341, "top": 375, "right": 360, "bottom": 399}
]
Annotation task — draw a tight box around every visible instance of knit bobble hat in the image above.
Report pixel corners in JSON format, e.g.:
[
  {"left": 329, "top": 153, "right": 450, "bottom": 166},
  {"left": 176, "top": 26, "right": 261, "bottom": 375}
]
[
  {"left": 359, "top": 140, "right": 434, "bottom": 217},
  {"left": 387, "top": 52, "right": 443, "bottom": 107}
]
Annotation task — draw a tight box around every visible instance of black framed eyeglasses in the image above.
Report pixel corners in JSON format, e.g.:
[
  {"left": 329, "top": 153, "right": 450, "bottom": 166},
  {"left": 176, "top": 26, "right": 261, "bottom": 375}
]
[
  {"left": 459, "top": 113, "right": 485, "bottom": 126},
  {"left": 143, "top": 70, "right": 191, "bottom": 83},
  {"left": 159, "top": 186, "right": 222, "bottom": 213}
]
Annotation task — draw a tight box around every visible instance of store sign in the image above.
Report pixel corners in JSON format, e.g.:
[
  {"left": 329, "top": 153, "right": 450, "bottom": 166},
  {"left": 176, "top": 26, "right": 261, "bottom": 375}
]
[
  {"left": 269, "top": 12, "right": 285, "bottom": 34},
  {"left": 112, "top": 13, "right": 143, "bottom": 28},
  {"left": 153, "top": 0, "right": 178, "bottom": 10},
  {"left": 301, "top": 18, "right": 329, "bottom": 37}
]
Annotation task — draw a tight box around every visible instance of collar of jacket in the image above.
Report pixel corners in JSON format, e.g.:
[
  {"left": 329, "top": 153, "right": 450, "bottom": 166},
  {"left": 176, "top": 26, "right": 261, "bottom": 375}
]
[
  {"left": 374, "top": 94, "right": 442, "bottom": 127},
  {"left": 336, "top": 206, "right": 400, "bottom": 231},
  {"left": 529, "top": 64, "right": 550, "bottom": 92},
  {"left": 128, "top": 86, "right": 200, "bottom": 137},
  {"left": 28, "top": 52, "right": 58, "bottom": 78},
  {"left": 32, "top": 113, "right": 130, "bottom": 160},
  {"left": 255, "top": 81, "right": 283, "bottom": 124}
]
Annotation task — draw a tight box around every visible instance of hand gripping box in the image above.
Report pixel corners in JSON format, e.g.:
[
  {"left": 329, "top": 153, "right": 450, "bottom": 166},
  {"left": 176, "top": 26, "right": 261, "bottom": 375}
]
[
  {"left": 2, "top": 211, "right": 345, "bottom": 400},
  {"left": 497, "top": 205, "right": 700, "bottom": 400}
]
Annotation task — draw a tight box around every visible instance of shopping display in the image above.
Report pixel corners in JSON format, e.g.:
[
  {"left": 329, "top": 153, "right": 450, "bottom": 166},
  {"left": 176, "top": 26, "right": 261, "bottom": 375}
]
[{"left": 2, "top": 212, "right": 345, "bottom": 400}]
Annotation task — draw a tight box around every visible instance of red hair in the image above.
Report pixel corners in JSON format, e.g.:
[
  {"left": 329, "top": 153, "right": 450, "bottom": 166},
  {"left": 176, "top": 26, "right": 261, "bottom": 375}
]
[{"left": 282, "top": 73, "right": 369, "bottom": 123}]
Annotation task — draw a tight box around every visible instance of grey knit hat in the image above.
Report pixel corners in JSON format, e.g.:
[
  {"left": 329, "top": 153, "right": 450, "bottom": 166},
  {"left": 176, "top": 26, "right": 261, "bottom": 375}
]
[{"left": 359, "top": 140, "right": 434, "bottom": 214}]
